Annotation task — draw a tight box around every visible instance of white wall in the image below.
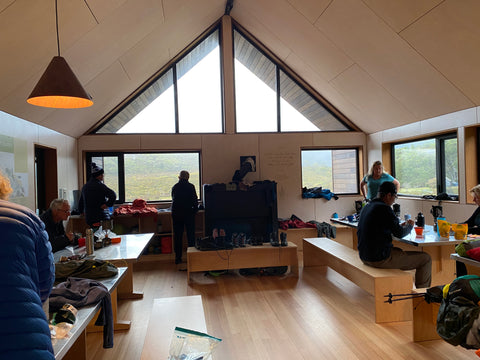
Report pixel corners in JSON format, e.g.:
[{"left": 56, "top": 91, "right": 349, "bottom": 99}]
[
  {"left": 78, "top": 131, "right": 367, "bottom": 222},
  {"left": 367, "top": 106, "right": 480, "bottom": 224},
  {"left": 0, "top": 111, "right": 78, "bottom": 211}
]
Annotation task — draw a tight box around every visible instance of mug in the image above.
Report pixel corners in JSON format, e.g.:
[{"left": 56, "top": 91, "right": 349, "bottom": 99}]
[
  {"left": 404, "top": 214, "right": 411, "bottom": 221},
  {"left": 347, "top": 215, "right": 354, "bottom": 222}
]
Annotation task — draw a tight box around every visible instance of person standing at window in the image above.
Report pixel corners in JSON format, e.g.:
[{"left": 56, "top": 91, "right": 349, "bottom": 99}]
[
  {"left": 360, "top": 160, "right": 400, "bottom": 200},
  {"left": 79, "top": 163, "right": 116, "bottom": 227},
  {"left": 0, "top": 171, "right": 55, "bottom": 359},
  {"left": 171, "top": 170, "right": 198, "bottom": 264},
  {"left": 40, "top": 198, "right": 74, "bottom": 252}
]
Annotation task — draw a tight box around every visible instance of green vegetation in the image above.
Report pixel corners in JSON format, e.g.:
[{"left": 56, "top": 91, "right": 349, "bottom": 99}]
[{"left": 102, "top": 153, "right": 200, "bottom": 202}]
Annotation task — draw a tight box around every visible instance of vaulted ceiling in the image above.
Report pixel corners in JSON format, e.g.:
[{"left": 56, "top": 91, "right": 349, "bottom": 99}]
[{"left": 1, "top": 0, "right": 479, "bottom": 138}]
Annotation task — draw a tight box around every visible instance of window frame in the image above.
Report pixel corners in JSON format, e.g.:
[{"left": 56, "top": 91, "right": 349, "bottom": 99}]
[
  {"left": 300, "top": 147, "right": 360, "bottom": 196},
  {"left": 391, "top": 132, "right": 458, "bottom": 198},
  {"left": 92, "top": 24, "right": 224, "bottom": 135},
  {"left": 232, "top": 25, "right": 352, "bottom": 134},
  {"left": 85, "top": 151, "right": 202, "bottom": 204}
]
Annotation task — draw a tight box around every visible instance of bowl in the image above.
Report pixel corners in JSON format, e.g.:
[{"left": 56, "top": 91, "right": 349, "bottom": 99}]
[{"left": 414, "top": 226, "right": 423, "bottom": 236}]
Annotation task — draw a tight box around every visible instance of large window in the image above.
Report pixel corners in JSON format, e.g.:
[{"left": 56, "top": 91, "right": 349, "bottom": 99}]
[
  {"left": 301, "top": 149, "right": 359, "bottom": 194},
  {"left": 392, "top": 133, "right": 458, "bottom": 197},
  {"left": 234, "top": 29, "right": 350, "bottom": 133},
  {"left": 86, "top": 152, "right": 201, "bottom": 203},
  {"left": 95, "top": 29, "right": 222, "bottom": 134},
  {"left": 94, "top": 19, "right": 352, "bottom": 135}
]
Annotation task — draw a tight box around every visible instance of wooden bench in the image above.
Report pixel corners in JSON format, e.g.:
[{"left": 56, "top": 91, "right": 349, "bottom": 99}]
[
  {"left": 303, "top": 237, "right": 413, "bottom": 323},
  {"left": 141, "top": 295, "right": 208, "bottom": 359}
]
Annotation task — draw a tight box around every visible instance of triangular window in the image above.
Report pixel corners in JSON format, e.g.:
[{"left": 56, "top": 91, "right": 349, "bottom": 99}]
[{"left": 94, "top": 19, "right": 351, "bottom": 134}]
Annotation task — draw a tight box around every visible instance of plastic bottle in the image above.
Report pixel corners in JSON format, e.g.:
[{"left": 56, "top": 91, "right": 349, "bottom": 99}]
[{"left": 85, "top": 228, "right": 94, "bottom": 255}]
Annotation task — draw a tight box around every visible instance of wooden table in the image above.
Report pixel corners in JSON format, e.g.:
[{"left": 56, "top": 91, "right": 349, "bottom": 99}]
[
  {"left": 330, "top": 219, "right": 466, "bottom": 286},
  {"left": 53, "top": 267, "right": 127, "bottom": 360},
  {"left": 186, "top": 243, "right": 298, "bottom": 283},
  {"left": 141, "top": 296, "right": 208, "bottom": 359},
  {"left": 54, "top": 233, "right": 153, "bottom": 300},
  {"left": 450, "top": 253, "right": 480, "bottom": 276}
]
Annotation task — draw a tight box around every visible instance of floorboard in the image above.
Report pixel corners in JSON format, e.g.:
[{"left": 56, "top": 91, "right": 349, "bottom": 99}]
[{"left": 85, "top": 262, "right": 476, "bottom": 359}]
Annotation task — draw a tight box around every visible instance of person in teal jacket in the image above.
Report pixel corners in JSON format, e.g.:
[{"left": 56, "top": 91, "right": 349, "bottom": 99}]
[
  {"left": 0, "top": 172, "right": 55, "bottom": 359},
  {"left": 360, "top": 160, "right": 400, "bottom": 200}
]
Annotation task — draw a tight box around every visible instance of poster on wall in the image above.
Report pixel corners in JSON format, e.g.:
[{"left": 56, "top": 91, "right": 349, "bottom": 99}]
[{"left": 0, "top": 134, "right": 28, "bottom": 198}]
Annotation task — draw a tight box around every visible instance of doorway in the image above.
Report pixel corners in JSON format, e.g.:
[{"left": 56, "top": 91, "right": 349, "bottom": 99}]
[{"left": 34, "top": 145, "right": 58, "bottom": 215}]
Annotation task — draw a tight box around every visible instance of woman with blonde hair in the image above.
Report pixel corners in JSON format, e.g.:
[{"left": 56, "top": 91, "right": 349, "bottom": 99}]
[
  {"left": 0, "top": 171, "right": 13, "bottom": 199},
  {"left": 464, "top": 184, "right": 480, "bottom": 234},
  {"left": 360, "top": 160, "right": 400, "bottom": 200}
]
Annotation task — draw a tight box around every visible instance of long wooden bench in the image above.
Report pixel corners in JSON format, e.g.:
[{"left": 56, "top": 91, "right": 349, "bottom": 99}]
[
  {"left": 141, "top": 295, "right": 208, "bottom": 359},
  {"left": 303, "top": 237, "right": 414, "bottom": 323}
]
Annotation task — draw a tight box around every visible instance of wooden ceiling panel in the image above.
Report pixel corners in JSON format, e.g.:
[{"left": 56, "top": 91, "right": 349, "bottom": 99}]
[
  {"left": 286, "top": 0, "right": 331, "bottom": 24},
  {"left": 400, "top": 0, "right": 480, "bottom": 104},
  {"left": 363, "top": 0, "right": 441, "bottom": 33},
  {"left": 233, "top": 0, "right": 353, "bottom": 82},
  {"left": 65, "top": 0, "right": 164, "bottom": 84},
  {"left": 88, "top": 0, "right": 128, "bottom": 22},
  {"left": 330, "top": 64, "right": 416, "bottom": 134},
  {"left": 316, "top": 0, "right": 473, "bottom": 120}
]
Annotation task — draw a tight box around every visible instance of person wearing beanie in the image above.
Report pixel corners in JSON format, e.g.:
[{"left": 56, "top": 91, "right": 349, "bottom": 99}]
[
  {"left": 78, "top": 162, "right": 117, "bottom": 227},
  {"left": 171, "top": 170, "right": 198, "bottom": 264},
  {"left": 357, "top": 181, "right": 432, "bottom": 288}
]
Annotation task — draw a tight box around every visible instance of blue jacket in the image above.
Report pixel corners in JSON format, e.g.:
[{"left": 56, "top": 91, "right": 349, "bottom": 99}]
[{"left": 0, "top": 200, "right": 55, "bottom": 359}]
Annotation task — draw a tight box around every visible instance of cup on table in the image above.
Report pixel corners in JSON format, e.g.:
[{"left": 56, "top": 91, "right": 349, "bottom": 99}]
[
  {"left": 404, "top": 214, "right": 411, "bottom": 221},
  {"left": 347, "top": 215, "right": 355, "bottom": 222},
  {"left": 414, "top": 226, "right": 423, "bottom": 237}
]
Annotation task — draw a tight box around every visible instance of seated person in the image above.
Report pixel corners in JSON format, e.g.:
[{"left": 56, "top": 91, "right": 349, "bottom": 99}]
[
  {"left": 357, "top": 181, "right": 432, "bottom": 288},
  {"left": 464, "top": 184, "right": 480, "bottom": 234},
  {"left": 40, "top": 198, "right": 74, "bottom": 252}
]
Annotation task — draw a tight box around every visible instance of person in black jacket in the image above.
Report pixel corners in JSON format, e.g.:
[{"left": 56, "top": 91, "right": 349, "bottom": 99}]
[
  {"left": 40, "top": 198, "right": 74, "bottom": 252},
  {"left": 79, "top": 163, "right": 116, "bottom": 227},
  {"left": 357, "top": 181, "right": 432, "bottom": 288},
  {"left": 171, "top": 170, "right": 198, "bottom": 264}
]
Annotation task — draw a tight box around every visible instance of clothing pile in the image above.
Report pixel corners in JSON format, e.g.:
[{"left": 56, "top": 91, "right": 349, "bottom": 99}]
[
  {"left": 278, "top": 214, "right": 317, "bottom": 230},
  {"left": 50, "top": 277, "right": 114, "bottom": 348},
  {"left": 302, "top": 187, "right": 338, "bottom": 200},
  {"left": 113, "top": 198, "right": 158, "bottom": 216}
]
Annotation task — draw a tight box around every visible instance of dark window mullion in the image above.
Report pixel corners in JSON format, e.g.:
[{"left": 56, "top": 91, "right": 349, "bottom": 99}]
[
  {"left": 117, "top": 155, "right": 126, "bottom": 203},
  {"left": 173, "top": 66, "right": 179, "bottom": 133},
  {"left": 276, "top": 66, "right": 281, "bottom": 132}
]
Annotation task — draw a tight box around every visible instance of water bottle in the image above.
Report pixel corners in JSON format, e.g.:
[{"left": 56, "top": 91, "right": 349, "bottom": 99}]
[{"left": 85, "top": 228, "right": 94, "bottom": 255}]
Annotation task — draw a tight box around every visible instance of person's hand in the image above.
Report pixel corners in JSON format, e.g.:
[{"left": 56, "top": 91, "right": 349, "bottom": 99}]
[
  {"left": 406, "top": 219, "right": 415, "bottom": 227},
  {"left": 66, "top": 231, "right": 74, "bottom": 242},
  {"left": 100, "top": 204, "right": 108, "bottom": 210}
]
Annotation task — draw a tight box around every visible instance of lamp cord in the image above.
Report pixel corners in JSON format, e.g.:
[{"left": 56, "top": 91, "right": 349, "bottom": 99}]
[{"left": 55, "top": 0, "right": 60, "bottom": 56}]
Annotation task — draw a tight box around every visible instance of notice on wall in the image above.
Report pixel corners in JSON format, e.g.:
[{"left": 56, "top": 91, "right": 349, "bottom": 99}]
[
  {"left": 264, "top": 152, "right": 296, "bottom": 168},
  {"left": 0, "top": 134, "right": 28, "bottom": 198}
]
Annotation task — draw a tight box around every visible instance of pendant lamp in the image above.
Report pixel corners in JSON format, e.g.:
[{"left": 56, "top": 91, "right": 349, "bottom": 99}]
[{"left": 27, "top": 0, "right": 93, "bottom": 109}]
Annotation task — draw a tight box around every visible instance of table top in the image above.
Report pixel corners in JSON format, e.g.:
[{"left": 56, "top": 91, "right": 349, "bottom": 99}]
[
  {"left": 450, "top": 253, "right": 480, "bottom": 267},
  {"left": 54, "top": 233, "right": 154, "bottom": 262},
  {"left": 53, "top": 267, "right": 127, "bottom": 359},
  {"left": 331, "top": 218, "right": 467, "bottom": 247},
  {"left": 187, "top": 243, "right": 297, "bottom": 254}
]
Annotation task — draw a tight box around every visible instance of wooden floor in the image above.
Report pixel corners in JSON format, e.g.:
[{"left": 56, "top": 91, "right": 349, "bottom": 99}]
[{"left": 86, "top": 262, "right": 476, "bottom": 360}]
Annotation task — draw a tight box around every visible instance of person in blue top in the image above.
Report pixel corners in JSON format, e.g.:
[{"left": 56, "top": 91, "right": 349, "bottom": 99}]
[
  {"left": 360, "top": 160, "right": 400, "bottom": 200},
  {"left": 0, "top": 171, "right": 55, "bottom": 359}
]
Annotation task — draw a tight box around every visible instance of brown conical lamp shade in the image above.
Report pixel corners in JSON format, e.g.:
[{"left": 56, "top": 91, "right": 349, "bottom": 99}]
[{"left": 27, "top": 56, "right": 93, "bottom": 109}]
